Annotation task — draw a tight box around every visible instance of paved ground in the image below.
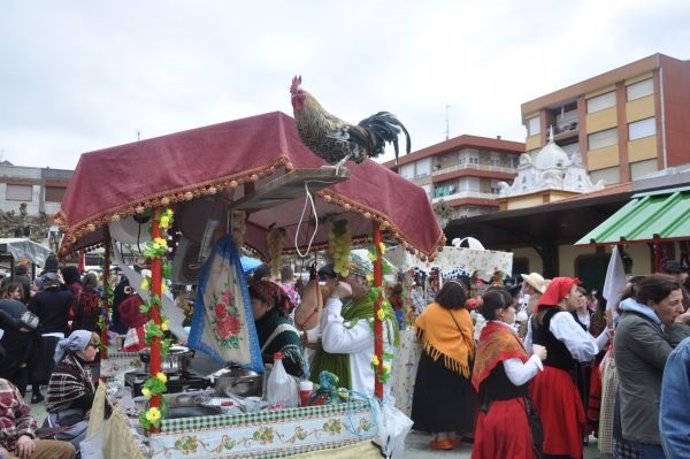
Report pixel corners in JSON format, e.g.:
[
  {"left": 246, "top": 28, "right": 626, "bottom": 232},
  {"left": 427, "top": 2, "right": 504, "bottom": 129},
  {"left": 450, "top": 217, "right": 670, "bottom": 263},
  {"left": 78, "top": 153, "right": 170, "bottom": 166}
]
[{"left": 404, "top": 430, "right": 603, "bottom": 459}]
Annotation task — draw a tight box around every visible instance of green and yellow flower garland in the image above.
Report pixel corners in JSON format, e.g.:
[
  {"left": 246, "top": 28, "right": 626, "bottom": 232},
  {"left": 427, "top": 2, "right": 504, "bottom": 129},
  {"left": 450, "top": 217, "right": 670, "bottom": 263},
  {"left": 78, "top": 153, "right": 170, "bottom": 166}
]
[{"left": 138, "top": 208, "right": 174, "bottom": 430}]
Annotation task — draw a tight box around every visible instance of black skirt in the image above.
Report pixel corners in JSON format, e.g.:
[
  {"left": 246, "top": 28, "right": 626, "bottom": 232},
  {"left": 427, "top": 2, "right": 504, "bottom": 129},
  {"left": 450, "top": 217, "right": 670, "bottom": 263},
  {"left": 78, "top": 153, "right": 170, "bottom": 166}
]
[
  {"left": 411, "top": 351, "right": 476, "bottom": 433},
  {"left": 29, "top": 335, "right": 60, "bottom": 384}
]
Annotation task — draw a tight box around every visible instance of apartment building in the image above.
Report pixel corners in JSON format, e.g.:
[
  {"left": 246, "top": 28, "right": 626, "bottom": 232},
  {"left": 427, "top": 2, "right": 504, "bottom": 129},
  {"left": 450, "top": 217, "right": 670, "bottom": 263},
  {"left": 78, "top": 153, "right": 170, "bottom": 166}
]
[
  {"left": 0, "top": 161, "right": 73, "bottom": 242},
  {"left": 522, "top": 53, "right": 690, "bottom": 185},
  {"left": 385, "top": 135, "right": 524, "bottom": 219}
]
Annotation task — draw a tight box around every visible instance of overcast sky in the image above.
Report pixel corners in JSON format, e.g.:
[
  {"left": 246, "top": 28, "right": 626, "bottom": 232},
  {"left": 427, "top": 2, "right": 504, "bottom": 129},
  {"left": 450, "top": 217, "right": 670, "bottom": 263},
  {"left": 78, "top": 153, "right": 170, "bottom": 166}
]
[{"left": 1, "top": 0, "right": 689, "bottom": 169}]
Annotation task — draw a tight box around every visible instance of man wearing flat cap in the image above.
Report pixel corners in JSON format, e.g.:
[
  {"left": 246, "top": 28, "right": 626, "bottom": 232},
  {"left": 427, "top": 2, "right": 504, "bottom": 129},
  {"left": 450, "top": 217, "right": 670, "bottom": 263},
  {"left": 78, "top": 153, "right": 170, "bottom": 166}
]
[{"left": 310, "top": 252, "right": 399, "bottom": 395}]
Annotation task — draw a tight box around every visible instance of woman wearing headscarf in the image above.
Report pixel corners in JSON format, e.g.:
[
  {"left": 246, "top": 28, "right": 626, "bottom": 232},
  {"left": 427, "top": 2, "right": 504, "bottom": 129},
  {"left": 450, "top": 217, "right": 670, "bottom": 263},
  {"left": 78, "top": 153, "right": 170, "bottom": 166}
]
[
  {"left": 46, "top": 330, "right": 99, "bottom": 450},
  {"left": 249, "top": 280, "right": 305, "bottom": 378},
  {"left": 524, "top": 277, "right": 611, "bottom": 459},
  {"left": 472, "top": 289, "right": 547, "bottom": 459},
  {"left": 411, "top": 281, "right": 476, "bottom": 451}
]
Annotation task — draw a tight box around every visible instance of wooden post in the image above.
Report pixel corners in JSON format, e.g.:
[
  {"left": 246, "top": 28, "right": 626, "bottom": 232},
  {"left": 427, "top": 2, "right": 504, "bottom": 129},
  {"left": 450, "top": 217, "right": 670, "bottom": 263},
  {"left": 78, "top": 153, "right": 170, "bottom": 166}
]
[
  {"left": 101, "top": 236, "right": 111, "bottom": 359},
  {"left": 372, "top": 222, "right": 384, "bottom": 400},
  {"left": 150, "top": 208, "right": 163, "bottom": 419}
]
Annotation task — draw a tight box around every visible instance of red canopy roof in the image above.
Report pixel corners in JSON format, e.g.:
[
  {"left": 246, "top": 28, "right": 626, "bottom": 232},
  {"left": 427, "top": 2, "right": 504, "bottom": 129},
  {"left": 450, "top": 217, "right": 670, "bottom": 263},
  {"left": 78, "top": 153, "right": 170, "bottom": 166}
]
[{"left": 56, "top": 111, "right": 445, "bottom": 259}]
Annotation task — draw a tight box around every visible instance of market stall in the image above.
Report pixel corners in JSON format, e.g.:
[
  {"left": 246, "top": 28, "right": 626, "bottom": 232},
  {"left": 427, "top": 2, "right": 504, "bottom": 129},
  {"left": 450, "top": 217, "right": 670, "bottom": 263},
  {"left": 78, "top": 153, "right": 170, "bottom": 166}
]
[{"left": 57, "top": 111, "right": 444, "bottom": 458}]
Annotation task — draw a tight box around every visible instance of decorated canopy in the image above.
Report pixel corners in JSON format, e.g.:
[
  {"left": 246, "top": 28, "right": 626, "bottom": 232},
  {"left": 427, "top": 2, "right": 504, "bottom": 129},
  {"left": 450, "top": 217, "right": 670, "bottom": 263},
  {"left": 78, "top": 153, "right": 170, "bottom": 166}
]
[
  {"left": 386, "top": 244, "right": 513, "bottom": 281},
  {"left": 56, "top": 111, "right": 445, "bottom": 259}
]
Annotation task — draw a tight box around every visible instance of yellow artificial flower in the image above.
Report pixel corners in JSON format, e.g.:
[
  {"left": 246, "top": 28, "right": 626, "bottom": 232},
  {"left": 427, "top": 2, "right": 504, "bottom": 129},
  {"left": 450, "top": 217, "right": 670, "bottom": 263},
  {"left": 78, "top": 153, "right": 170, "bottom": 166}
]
[
  {"left": 379, "top": 242, "right": 386, "bottom": 254},
  {"left": 156, "top": 372, "right": 167, "bottom": 383},
  {"left": 370, "top": 354, "right": 380, "bottom": 367},
  {"left": 161, "top": 320, "right": 170, "bottom": 332},
  {"left": 382, "top": 361, "right": 391, "bottom": 371},
  {"left": 145, "top": 407, "right": 161, "bottom": 423},
  {"left": 154, "top": 237, "right": 167, "bottom": 247},
  {"left": 140, "top": 278, "right": 150, "bottom": 291},
  {"left": 141, "top": 387, "right": 152, "bottom": 398},
  {"left": 159, "top": 216, "right": 170, "bottom": 228},
  {"left": 366, "top": 273, "right": 374, "bottom": 283},
  {"left": 376, "top": 308, "right": 386, "bottom": 322},
  {"left": 151, "top": 242, "right": 160, "bottom": 250},
  {"left": 368, "top": 252, "right": 377, "bottom": 262}
]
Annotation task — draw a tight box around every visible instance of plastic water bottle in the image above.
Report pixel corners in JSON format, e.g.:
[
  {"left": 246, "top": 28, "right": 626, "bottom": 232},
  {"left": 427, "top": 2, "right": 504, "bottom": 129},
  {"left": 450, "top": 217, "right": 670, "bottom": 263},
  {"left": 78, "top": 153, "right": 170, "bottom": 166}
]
[{"left": 266, "top": 352, "right": 298, "bottom": 409}]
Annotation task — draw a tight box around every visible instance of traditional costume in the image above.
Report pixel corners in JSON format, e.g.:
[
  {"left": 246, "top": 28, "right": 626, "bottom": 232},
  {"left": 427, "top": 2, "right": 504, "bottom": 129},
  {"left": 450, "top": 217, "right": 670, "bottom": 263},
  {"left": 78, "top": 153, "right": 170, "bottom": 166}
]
[
  {"left": 411, "top": 302, "right": 475, "bottom": 434},
  {"left": 310, "top": 288, "right": 398, "bottom": 393},
  {"left": 472, "top": 320, "right": 542, "bottom": 459},
  {"left": 526, "top": 277, "right": 601, "bottom": 459},
  {"left": 250, "top": 280, "right": 305, "bottom": 378}
]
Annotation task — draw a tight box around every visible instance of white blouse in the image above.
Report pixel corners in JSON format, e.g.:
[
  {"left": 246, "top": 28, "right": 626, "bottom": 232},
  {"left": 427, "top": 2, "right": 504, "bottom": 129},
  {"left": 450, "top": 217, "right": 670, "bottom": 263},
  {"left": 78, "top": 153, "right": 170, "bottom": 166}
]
[
  {"left": 490, "top": 321, "right": 544, "bottom": 386},
  {"left": 524, "top": 310, "right": 610, "bottom": 362}
]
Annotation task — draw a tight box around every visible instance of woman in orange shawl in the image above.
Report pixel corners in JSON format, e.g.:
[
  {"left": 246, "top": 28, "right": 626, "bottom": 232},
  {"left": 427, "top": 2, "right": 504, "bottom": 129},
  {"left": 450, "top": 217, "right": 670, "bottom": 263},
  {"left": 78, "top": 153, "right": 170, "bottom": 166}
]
[
  {"left": 411, "top": 281, "right": 476, "bottom": 451},
  {"left": 472, "top": 289, "right": 547, "bottom": 459}
]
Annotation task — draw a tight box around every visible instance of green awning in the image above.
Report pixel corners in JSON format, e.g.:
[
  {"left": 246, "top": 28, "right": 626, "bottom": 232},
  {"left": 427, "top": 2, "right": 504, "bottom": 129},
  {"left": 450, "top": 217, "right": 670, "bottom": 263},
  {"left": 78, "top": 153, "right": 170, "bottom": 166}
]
[{"left": 575, "top": 186, "right": 690, "bottom": 245}]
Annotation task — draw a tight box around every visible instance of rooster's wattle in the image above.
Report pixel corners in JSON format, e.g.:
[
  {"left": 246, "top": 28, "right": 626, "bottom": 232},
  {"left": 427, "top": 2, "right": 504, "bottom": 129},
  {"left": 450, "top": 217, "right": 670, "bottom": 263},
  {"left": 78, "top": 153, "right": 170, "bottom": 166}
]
[{"left": 290, "top": 76, "right": 411, "bottom": 169}]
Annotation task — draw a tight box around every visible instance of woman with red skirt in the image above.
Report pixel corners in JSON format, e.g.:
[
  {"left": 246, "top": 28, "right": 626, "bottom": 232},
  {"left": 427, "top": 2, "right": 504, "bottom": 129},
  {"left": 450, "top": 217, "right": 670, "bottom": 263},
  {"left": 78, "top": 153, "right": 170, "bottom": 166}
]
[
  {"left": 472, "top": 289, "right": 547, "bottom": 459},
  {"left": 525, "top": 277, "right": 610, "bottom": 459}
]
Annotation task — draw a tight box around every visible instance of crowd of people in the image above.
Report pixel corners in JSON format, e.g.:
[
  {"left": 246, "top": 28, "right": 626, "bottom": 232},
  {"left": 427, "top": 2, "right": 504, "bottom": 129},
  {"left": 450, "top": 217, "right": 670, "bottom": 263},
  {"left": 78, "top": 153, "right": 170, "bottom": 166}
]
[
  {"left": 404, "top": 262, "right": 690, "bottom": 459},
  {"left": 4, "top": 249, "right": 690, "bottom": 459}
]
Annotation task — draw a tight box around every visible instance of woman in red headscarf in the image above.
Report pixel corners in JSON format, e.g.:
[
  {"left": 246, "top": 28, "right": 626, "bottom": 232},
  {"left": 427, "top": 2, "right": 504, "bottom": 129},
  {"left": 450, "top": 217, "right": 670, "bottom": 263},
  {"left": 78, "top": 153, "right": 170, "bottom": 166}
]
[{"left": 524, "top": 277, "right": 612, "bottom": 459}]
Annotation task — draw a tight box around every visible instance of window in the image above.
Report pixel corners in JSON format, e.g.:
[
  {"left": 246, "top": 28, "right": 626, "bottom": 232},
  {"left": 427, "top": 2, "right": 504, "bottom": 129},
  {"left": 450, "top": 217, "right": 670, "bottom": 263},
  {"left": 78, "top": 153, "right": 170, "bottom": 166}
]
[
  {"left": 45, "top": 186, "right": 66, "bottom": 202},
  {"left": 399, "top": 163, "right": 414, "bottom": 179},
  {"left": 630, "top": 160, "right": 658, "bottom": 179},
  {"left": 6, "top": 184, "right": 32, "bottom": 201},
  {"left": 560, "top": 142, "right": 580, "bottom": 156},
  {"left": 416, "top": 158, "right": 431, "bottom": 177},
  {"left": 586, "top": 91, "right": 616, "bottom": 113},
  {"left": 588, "top": 128, "right": 618, "bottom": 150},
  {"left": 628, "top": 117, "right": 656, "bottom": 140},
  {"left": 590, "top": 166, "right": 620, "bottom": 185},
  {"left": 459, "top": 177, "right": 479, "bottom": 191},
  {"left": 527, "top": 117, "right": 540, "bottom": 136},
  {"left": 434, "top": 184, "right": 456, "bottom": 198},
  {"left": 627, "top": 78, "right": 654, "bottom": 101}
]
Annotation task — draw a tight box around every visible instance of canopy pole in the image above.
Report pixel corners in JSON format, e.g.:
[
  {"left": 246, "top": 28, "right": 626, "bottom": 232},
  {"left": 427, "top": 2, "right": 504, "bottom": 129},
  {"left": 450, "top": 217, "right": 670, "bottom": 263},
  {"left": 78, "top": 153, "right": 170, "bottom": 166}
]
[
  {"left": 101, "top": 235, "right": 111, "bottom": 359},
  {"left": 654, "top": 238, "right": 661, "bottom": 273},
  {"left": 149, "top": 208, "right": 163, "bottom": 425},
  {"left": 372, "top": 222, "right": 384, "bottom": 400}
]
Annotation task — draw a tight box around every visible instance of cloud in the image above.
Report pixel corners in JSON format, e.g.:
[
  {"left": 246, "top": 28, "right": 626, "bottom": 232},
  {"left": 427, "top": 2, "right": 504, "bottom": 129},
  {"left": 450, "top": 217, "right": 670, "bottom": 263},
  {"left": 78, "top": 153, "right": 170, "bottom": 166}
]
[{"left": 1, "top": 0, "right": 688, "bottom": 168}]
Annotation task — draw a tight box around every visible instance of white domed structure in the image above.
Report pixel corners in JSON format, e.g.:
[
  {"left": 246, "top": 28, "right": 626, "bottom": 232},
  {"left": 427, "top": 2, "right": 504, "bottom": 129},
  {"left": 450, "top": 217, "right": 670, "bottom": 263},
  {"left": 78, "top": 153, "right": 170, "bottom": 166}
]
[
  {"left": 499, "top": 126, "right": 604, "bottom": 200},
  {"left": 534, "top": 140, "right": 570, "bottom": 170}
]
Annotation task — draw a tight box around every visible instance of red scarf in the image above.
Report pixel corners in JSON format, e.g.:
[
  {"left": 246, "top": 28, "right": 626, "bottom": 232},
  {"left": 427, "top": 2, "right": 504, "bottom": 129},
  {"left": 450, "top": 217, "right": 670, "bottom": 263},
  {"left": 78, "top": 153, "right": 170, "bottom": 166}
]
[
  {"left": 472, "top": 321, "right": 528, "bottom": 391},
  {"left": 536, "top": 277, "right": 580, "bottom": 312}
]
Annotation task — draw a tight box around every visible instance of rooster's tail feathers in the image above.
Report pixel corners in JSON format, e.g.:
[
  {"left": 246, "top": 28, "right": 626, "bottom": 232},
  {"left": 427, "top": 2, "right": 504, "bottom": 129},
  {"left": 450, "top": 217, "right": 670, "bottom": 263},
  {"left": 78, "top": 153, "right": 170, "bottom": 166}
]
[{"left": 358, "top": 112, "right": 411, "bottom": 163}]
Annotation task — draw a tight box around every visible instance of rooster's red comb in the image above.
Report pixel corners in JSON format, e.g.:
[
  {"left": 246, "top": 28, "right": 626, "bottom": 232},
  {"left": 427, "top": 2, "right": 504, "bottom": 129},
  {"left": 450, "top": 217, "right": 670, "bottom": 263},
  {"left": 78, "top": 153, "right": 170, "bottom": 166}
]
[{"left": 290, "top": 75, "right": 302, "bottom": 94}]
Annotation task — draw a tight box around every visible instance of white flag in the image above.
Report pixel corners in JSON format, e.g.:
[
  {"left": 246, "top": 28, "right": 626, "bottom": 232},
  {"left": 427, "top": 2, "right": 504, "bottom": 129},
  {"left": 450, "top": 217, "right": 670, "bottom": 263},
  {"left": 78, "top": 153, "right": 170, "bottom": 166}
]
[{"left": 602, "top": 245, "right": 627, "bottom": 316}]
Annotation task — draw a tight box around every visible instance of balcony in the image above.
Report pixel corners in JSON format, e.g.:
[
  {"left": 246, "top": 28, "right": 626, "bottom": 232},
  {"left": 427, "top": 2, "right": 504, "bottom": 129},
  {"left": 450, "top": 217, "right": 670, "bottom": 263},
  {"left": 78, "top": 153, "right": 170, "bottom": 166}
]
[
  {"left": 432, "top": 163, "right": 517, "bottom": 176},
  {"left": 553, "top": 120, "right": 579, "bottom": 141},
  {"left": 432, "top": 190, "right": 500, "bottom": 203}
]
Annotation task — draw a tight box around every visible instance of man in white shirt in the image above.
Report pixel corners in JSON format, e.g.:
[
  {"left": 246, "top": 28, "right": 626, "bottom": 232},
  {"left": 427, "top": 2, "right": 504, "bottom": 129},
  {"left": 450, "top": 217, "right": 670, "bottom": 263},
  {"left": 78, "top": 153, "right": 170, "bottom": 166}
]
[{"left": 311, "top": 253, "right": 398, "bottom": 396}]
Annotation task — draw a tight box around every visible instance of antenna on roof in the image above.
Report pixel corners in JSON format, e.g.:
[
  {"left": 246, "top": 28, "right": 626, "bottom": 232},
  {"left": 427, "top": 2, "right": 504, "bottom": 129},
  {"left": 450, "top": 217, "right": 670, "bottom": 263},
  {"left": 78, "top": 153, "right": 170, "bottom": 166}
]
[
  {"left": 445, "top": 104, "right": 452, "bottom": 140},
  {"left": 136, "top": 130, "right": 141, "bottom": 141}
]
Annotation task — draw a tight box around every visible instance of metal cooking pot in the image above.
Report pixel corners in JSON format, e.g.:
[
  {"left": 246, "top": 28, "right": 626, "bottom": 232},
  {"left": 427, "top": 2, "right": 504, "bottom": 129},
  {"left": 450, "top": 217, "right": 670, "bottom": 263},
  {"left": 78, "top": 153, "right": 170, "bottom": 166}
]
[
  {"left": 213, "top": 365, "right": 263, "bottom": 398},
  {"left": 140, "top": 346, "right": 195, "bottom": 373}
]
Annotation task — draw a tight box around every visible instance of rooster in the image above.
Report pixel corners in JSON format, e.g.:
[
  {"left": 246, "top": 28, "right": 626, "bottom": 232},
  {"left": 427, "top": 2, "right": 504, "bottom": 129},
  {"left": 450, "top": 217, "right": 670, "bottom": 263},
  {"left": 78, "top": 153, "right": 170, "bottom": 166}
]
[{"left": 290, "top": 76, "right": 411, "bottom": 170}]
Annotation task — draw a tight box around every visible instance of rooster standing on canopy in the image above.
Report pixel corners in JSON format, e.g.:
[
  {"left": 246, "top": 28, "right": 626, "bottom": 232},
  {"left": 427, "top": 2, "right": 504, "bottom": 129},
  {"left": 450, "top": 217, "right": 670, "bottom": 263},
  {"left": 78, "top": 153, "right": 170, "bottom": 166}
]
[{"left": 290, "top": 76, "right": 411, "bottom": 171}]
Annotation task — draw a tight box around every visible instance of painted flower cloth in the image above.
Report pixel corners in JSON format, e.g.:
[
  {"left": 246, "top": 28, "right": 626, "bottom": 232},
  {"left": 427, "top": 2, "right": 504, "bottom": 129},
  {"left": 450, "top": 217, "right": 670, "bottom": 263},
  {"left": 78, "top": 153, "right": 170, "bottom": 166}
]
[{"left": 188, "top": 236, "right": 262, "bottom": 372}]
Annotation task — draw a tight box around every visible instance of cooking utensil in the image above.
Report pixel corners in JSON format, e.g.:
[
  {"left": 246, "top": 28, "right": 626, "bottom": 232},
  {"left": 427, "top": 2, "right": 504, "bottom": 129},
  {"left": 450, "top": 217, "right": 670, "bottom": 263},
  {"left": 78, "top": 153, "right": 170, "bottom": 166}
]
[
  {"left": 139, "top": 346, "right": 195, "bottom": 373},
  {"left": 213, "top": 365, "right": 263, "bottom": 398}
]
